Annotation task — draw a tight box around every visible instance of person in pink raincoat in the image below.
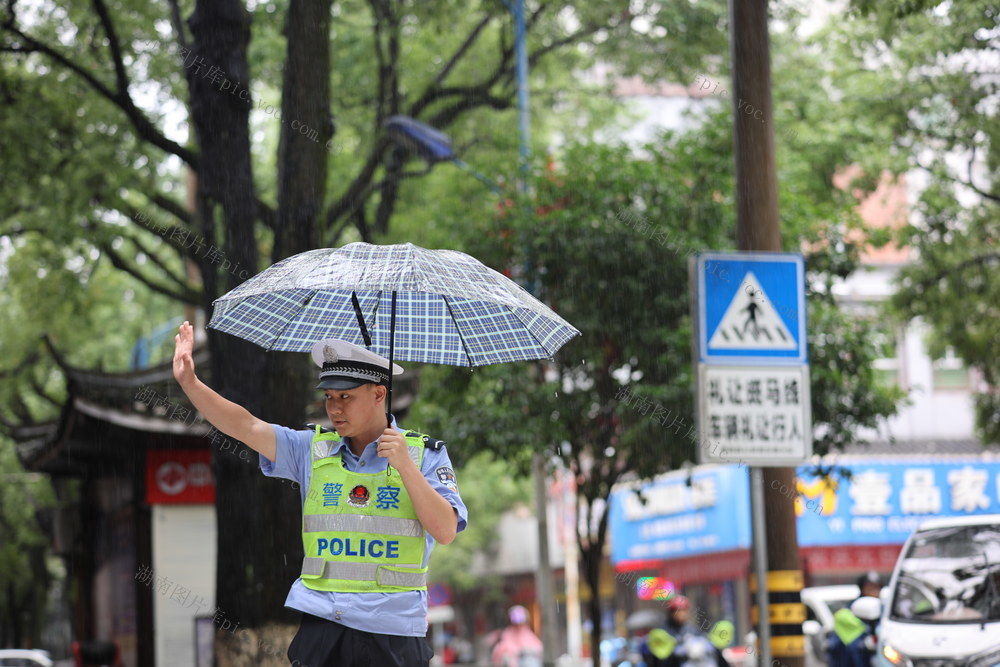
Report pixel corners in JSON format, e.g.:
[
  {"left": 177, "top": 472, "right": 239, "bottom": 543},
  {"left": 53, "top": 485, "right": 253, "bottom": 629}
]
[{"left": 491, "top": 605, "right": 543, "bottom": 666}]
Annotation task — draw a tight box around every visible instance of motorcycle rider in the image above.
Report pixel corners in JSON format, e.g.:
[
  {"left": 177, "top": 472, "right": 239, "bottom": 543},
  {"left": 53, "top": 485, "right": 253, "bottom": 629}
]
[
  {"left": 492, "top": 605, "right": 543, "bottom": 667},
  {"left": 642, "top": 596, "right": 727, "bottom": 667}
]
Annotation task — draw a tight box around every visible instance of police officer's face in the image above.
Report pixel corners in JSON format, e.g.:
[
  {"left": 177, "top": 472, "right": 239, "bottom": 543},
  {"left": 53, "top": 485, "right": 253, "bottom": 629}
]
[{"left": 324, "top": 384, "right": 385, "bottom": 436}]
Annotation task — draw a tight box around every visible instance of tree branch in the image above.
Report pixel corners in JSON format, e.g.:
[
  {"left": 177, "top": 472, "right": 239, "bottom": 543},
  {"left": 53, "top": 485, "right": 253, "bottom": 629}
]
[
  {"left": 409, "top": 64, "right": 513, "bottom": 118},
  {"left": 409, "top": 9, "right": 603, "bottom": 123},
  {"left": 373, "top": 148, "right": 403, "bottom": 235},
  {"left": 326, "top": 5, "right": 619, "bottom": 239},
  {"left": 29, "top": 373, "right": 63, "bottom": 410},
  {"left": 323, "top": 213, "right": 354, "bottom": 248},
  {"left": 369, "top": 0, "right": 402, "bottom": 131},
  {"left": 166, "top": 0, "right": 188, "bottom": 54},
  {"left": 912, "top": 252, "right": 1000, "bottom": 292},
  {"left": 434, "top": 14, "right": 493, "bottom": 88},
  {"left": 0, "top": 351, "right": 40, "bottom": 380},
  {"left": 527, "top": 22, "right": 608, "bottom": 68},
  {"left": 99, "top": 241, "right": 200, "bottom": 304},
  {"left": 371, "top": 0, "right": 388, "bottom": 128},
  {"left": 99, "top": 202, "right": 199, "bottom": 261},
  {"left": 9, "top": 391, "right": 33, "bottom": 423},
  {"left": 913, "top": 151, "right": 1000, "bottom": 205},
  {"left": 1, "top": 24, "right": 199, "bottom": 168},
  {"left": 387, "top": 7, "right": 400, "bottom": 116},
  {"left": 148, "top": 193, "right": 193, "bottom": 226},
  {"left": 965, "top": 145, "right": 1000, "bottom": 203},
  {"left": 323, "top": 135, "right": 392, "bottom": 231},
  {"left": 91, "top": 0, "right": 130, "bottom": 96},
  {"left": 354, "top": 203, "right": 372, "bottom": 243},
  {"left": 126, "top": 230, "right": 197, "bottom": 293},
  {"left": 427, "top": 93, "right": 512, "bottom": 128}
]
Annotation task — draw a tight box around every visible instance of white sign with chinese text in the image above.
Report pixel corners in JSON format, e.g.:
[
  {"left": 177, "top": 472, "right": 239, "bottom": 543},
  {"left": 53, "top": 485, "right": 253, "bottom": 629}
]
[{"left": 697, "top": 365, "right": 812, "bottom": 465}]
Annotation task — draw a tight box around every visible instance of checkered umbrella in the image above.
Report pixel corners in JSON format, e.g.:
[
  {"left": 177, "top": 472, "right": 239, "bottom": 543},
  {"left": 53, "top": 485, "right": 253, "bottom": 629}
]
[{"left": 208, "top": 242, "right": 581, "bottom": 415}]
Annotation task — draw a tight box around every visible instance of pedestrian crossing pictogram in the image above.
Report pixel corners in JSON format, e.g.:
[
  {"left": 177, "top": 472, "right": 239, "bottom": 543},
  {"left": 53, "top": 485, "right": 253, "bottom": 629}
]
[
  {"left": 695, "top": 253, "right": 807, "bottom": 365},
  {"left": 707, "top": 272, "right": 796, "bottom": 351}
]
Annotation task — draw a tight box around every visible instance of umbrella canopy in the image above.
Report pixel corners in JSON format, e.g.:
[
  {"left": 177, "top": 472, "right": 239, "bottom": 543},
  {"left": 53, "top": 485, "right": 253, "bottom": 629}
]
[
  {"left": 625, "top": 609, "right": 666, "bottom": 632},
  {"left": 208, "top": 242, "right": 581, "bottom": 367}
]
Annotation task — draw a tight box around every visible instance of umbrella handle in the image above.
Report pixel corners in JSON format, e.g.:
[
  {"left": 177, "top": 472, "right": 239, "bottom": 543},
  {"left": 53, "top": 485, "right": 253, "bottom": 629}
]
[
  {"left": 386, "top": 290, "right": 397, "bottom": 428},
  {"left": 386, "top": 291, "right": 397, "bottom": 474}
]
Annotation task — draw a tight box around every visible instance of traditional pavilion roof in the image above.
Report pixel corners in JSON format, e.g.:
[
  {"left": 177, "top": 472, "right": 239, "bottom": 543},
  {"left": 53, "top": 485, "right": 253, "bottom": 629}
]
[
  {"left": 9, "top": 337, "right": 418, "bottom": 475},
  {"left": 9, "top": 339, "right": 212, "bottom": 475}
]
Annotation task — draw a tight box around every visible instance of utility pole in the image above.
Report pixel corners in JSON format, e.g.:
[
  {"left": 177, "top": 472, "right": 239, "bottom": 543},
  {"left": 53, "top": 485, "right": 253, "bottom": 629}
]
[
  {"left": 502, "top": 0, "right": 559, "bottom": 661},
  {"left": 533, "top": 453, "right": 559, "bottom": 666},
  {"left": 728, "top": 2, "right": 806, "bottom": 667}
]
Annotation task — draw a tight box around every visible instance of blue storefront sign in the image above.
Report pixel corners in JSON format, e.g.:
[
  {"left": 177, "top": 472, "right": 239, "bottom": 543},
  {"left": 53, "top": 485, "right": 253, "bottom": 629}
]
[
  {"left": 611, "top": 457, "right": 1000, "bottom": 567},
  {"left": 609, "top": 465, "right": 752, "bottom": 566},
  {"left": 796, "top": 457, "right": 1000, "bottom": 546}
]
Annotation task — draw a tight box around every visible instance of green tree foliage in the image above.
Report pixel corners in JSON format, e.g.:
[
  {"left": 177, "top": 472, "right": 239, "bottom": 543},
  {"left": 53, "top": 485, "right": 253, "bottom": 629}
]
[
  {"left": 425, "top": 452, "right": 532, "bottom": 594},
  {"left": 0, "top": 437, "right": 56, "bottom": 648},
  {"left": 804, "top": 0, "right": 1000, "bottom": 442},
  {"left": 0, "top": 0, "right": 729, "bottom": 642},
  {"left": 414, "top": 108, "right": 904, "bottom": 657}
]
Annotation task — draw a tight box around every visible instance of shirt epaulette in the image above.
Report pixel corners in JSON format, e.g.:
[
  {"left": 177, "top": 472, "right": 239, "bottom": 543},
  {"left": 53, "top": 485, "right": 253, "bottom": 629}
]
[
  {"left": 304, "top": 422, "right": 334, "bottom": 434},
  {"left": 405, "top": 431, "right": 446, "bottom": 450}
]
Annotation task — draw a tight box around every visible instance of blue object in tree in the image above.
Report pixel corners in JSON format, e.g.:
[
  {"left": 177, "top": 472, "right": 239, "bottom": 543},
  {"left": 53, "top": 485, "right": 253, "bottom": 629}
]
[{"left": 383, "top": 115, "right": 455, "bottom": 163}]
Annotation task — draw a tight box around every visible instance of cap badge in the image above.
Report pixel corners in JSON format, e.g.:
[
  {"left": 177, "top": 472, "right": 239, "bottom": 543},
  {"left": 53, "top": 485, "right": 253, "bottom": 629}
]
[{"left": 323, "top": 345, "right": 339, "bottom": 364}]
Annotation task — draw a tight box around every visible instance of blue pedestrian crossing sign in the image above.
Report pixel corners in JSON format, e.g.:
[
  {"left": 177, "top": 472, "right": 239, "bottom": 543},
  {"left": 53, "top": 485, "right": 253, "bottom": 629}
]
[{"left": 694, "top": 253, "right": 807, "bottom": 365}]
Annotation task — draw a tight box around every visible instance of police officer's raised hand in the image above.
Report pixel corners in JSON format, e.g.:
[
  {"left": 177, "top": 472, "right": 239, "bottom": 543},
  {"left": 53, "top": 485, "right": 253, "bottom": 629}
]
[
  {"left": 173, "top": 321, "right": 197, "bottom": 388},
  {"left": 376, "top": 429, "right": 412, "bottom": 470}
]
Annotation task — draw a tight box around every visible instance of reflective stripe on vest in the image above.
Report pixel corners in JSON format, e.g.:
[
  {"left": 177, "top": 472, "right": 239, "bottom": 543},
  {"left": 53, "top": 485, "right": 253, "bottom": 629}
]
[
  {"left": 303, "top": 513, "right": 424, "bottom": 538},
  {"left": 300, "top": 426, "right": 429, "bottom": 593},
  {"left": 300, "top": 558, "right": 428, "bottom": 588}
]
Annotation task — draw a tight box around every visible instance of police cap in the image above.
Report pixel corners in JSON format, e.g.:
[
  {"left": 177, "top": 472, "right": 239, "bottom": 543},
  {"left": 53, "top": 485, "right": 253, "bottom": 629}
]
[{"left": 311, "top": 339, "right": 404, "bottom": 390}]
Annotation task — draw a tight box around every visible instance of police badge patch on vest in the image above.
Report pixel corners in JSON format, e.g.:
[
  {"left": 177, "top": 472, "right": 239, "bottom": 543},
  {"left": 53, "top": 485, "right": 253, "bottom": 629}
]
[
  {"left": 435, "top": 467, "right": 457, "bottom": 490},
  {"left": 348, "top": 484, "right": 370, "bottom": 506}
]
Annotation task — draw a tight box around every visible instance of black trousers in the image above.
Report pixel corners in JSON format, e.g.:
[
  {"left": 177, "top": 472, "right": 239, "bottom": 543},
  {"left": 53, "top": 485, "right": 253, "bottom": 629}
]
[{"left": 287, "top": 612, "right": 434, "bottom": 667}]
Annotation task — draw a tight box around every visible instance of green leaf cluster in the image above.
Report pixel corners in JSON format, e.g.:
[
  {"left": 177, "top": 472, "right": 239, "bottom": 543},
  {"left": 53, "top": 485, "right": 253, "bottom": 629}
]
[
  {"left": 426, "top": 451, "right": 532, "bottom": 595},
  {"left": 0, "top": 435, "right": 58, "bottom": 647}
]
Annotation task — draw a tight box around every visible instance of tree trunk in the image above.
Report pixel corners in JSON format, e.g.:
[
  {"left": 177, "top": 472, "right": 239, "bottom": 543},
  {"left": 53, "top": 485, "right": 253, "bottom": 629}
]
[
  {"left": 585, "top": 554, "right": 603, "bottom": 667},
  {"left": 186, "top": 0, "right": 301, "bottom": 637},
  {"left": 185, "top": 0, "right": 340, "bottom": 655},
  {"left": 274, "top": 0, "right": 334, "bottom": 259},
  {"left": 580, "top": 509, "right": 604, "bottom": 666}
]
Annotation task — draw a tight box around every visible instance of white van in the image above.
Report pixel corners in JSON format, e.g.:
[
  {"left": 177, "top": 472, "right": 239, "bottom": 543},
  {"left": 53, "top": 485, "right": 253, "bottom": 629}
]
[{"left": 872, "top": 514, "right": 1000, "bottom": 667}]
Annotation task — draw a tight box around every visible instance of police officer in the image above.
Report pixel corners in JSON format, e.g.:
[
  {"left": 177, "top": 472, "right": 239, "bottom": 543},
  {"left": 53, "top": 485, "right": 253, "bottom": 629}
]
[
  {"left": 855, "top": 571, "right": 882, "bottom": 601},
  {"left": 825, "top": 572, "right": 883, "bottom": 667},
  {"left": 173, "top": 322, "right": 468, "bottom": 666}
]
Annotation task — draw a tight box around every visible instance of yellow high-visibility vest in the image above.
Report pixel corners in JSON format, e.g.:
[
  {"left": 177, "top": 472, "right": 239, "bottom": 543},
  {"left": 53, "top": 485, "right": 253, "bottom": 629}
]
[{"left": 300, "top": 426, "right": 429, "bottom": 593}]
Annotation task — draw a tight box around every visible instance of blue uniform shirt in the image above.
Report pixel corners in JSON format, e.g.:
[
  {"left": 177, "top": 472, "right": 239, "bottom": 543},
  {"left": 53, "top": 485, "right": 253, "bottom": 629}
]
[{"left": 260, "top": 418, "right": 468, "bottom": 637}]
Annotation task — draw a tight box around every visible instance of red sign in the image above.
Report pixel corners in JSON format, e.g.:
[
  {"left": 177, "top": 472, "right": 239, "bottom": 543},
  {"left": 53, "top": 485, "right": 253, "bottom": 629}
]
[
  {"left": 428, "top": 583, "right": 452, "bottom": 607},
  {"left": 801, "top": 544, "right": 902, "bottom": 575},
  {"left": 617, "top": 549, "right": 752, "bottom": 587},
  {"left": 146, "top": 450, "right": 216, "bottom": 505}
]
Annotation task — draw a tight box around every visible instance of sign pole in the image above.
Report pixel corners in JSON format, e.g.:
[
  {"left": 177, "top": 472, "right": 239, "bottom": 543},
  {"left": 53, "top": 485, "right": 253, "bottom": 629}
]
[{"left": 750, "top": 467, "right": 771, "bottom": 667}]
